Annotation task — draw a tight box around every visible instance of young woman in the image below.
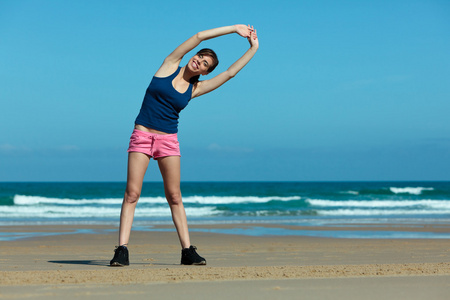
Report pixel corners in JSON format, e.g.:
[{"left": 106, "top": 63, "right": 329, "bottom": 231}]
[{"left": 110, "top": 24, "right": 259, "bottom": 266}]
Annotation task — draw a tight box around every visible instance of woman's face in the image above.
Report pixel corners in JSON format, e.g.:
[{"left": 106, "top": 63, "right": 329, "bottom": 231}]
[{"left": 188, "top": 54, "right": 214, "bottom": 75}]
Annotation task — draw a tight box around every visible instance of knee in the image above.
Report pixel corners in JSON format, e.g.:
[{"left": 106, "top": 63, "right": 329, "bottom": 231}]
[
  {"left": 166, "top": 190, "right": 182, "bottom": 206},
  {"left": 124, "top": 189, "right": 140, "bottom": 205}
]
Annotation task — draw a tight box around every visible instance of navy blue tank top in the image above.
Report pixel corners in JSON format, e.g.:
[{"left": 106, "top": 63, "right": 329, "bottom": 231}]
[{"left": 135, "top": 67, "right": 193, "bottom": 133}]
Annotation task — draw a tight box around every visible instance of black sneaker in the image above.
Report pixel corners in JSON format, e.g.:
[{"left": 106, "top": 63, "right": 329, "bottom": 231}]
[
  {"left": 181, "top": 245, "right": 206, "bottom": 265},
  {"left": 110, "top": 245, "right": 129, "bottom": 266}
]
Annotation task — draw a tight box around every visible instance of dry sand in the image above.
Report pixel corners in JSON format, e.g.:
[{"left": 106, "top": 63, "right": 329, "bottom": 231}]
[{"left": 1, "top": 224, "right": 449, "bottom": 299}]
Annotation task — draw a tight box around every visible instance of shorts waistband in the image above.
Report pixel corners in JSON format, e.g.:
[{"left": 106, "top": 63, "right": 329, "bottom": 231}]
[{"left": 132, "top": 128, "right": 178, "bottom": 140}]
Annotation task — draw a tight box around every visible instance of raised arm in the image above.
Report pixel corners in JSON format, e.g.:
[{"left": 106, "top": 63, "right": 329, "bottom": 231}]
[
  {"left": 191, "top": 26, "right": 259, "bottom": 98},
  {"left": 155, "top": 25, "right": 253, "bottom": 77}
]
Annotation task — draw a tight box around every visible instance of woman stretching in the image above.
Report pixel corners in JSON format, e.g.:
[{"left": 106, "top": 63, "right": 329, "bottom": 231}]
[{"left": 110, "top": 25, "right": 259, "bottom": 266}]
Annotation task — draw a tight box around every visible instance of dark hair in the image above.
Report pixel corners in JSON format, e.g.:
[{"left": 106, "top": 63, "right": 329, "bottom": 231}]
[
  {"left": 190, "top": 48, "right": 219, "bottom": 84},
  {"left": 198, "top": 48, "right": 219, "bottom": 73}
]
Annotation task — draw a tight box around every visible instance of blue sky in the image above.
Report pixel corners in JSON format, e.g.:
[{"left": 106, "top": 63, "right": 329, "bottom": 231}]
[{"left": 1, "top": 0, "right": 449, "bottom": 181}]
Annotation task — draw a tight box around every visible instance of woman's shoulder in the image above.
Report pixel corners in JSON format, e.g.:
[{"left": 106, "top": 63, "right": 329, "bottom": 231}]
[{"left": 154, "top": 60, "right": 180, "bottom": 78}]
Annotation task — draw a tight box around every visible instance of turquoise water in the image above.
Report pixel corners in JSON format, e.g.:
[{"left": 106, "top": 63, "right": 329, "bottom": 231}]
[{"left": 1, "top": 181, "right": 449, "bottom": 239}]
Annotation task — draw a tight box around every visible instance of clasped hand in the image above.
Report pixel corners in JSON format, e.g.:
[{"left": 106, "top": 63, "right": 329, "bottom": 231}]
[{"left": 235, "top": 24, "right": 259, "bottom": 49}]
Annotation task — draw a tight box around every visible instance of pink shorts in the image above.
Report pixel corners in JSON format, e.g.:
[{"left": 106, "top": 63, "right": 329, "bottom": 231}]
[{"left": 127, "top": 129, "right": 180, "bottom": 159}]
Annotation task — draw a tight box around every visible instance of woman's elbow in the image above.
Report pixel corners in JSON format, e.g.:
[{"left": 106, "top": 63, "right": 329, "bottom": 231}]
[
  {"left": 226, "top": 70, "right": 237, "bottom": 79},
  {"left": 195, "top": 31, "right": 206, "bottom": 41}
]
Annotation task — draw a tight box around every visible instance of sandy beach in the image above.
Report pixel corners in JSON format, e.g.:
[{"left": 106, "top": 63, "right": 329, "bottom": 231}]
[{"left": 1, "top": 223, "right": 449, "bottom": 299}]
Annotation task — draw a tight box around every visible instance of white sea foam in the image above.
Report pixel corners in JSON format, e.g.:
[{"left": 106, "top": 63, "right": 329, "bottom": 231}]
[
  {"left": 307, "top": 199, "right": 450, "bottom": 209},
  {"left": 389, "top": 187, "right": 434, "bottom": 195},
  {"left": 13, "top": 195, "right": 301, "bottom": 206},
  {"left": 13, "top": 195, "right": 134, "bottom": 206},
  {"left": 182, "top": 195, "right": 300, "bottom": 204},
  {"left": 8, "top": 194, "right": 449, "bottom": 220},
  {"left": 340, "top": 190, "right": 360, "bottom": 195},
  {"left": 6, "top": 194, "right": 301, "bottom": 219},
  {"left": 0, "top": 205, "right": 215, "bottom": 218},
  {"left": 318, "top": 209, "right": 448, "bottom": 216}
]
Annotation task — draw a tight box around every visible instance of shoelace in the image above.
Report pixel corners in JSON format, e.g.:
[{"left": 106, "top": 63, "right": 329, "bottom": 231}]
[
  {"left": 188, "top": 246, "right": 202, "bottom": 258},
  {"left": 114, "top": 244, "right": 128, "bottom": 252}
]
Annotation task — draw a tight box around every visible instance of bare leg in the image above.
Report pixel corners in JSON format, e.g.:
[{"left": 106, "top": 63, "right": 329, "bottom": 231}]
[
  {"left": 118, "top": 152, "right": 150, "bottom": 246},
  {"left": 157, "top": 156, "right": 191, "bottom": 249}
]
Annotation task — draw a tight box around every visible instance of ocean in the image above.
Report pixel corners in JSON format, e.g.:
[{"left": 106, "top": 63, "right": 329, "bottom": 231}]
[{"left": 1, "top": 181, "right": 449, "bottom": 240}]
